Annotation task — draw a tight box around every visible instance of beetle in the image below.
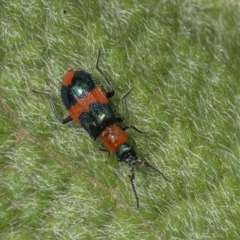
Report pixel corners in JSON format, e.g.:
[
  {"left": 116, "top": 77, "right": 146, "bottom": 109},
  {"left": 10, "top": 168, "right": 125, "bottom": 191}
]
[{"left": 32, "top": 49, "right": 170, "bottom": 208}]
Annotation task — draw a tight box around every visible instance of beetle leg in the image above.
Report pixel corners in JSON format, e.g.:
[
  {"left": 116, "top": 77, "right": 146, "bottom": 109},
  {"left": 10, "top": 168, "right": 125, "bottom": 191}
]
[
  {"left": 98, "top": 142, "right": 108, "bottom": 152},
  {"left": 96, "top": 48, "right": 115, "bottom": 98},
  {"left": 31, "top": 90, "right": 73, "bottom": 124},
  {"left": 122, "top": 125, "right": 148, "bottom": 134},
  {"left": 116, "top": 87, "right": 134, "bottom": 122},
  {"left": 98, "top": 143, "right": 110, "bottom": 163},
  {"left": 116, "top": 88, "right": 149, "bottom": 134}
]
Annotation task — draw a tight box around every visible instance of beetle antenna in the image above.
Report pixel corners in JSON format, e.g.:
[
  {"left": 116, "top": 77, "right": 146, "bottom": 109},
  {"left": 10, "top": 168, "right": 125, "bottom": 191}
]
[
  {"left": 128, "top": 164, "right": 139, "bottom": 208},
  {"left": 141, "top": 160, "right": 171, "bottom": 183}
]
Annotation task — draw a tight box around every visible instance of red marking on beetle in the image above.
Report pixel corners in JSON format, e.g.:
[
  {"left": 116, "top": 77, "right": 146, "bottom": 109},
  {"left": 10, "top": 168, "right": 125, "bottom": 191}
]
[
  {"left": 62, "top": 71, "right": 76, "bottom": 87},
  {"left": 100, "top": 125, "right": 128, "bottom": 152},
  {"left": 69, "top": 86, "right": 109, "bottom": 124}
]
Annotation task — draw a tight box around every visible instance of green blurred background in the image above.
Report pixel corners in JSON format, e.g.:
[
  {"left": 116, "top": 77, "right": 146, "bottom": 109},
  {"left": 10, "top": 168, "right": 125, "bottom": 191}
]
[{"left": 1, "top": 0, "right": 240, "bottom": 239}]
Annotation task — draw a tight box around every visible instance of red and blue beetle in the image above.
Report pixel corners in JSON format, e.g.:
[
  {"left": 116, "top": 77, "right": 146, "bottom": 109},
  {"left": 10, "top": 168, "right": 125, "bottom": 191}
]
[{"left": 32, "top": 49, "right": 170, "bottom": 208}]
